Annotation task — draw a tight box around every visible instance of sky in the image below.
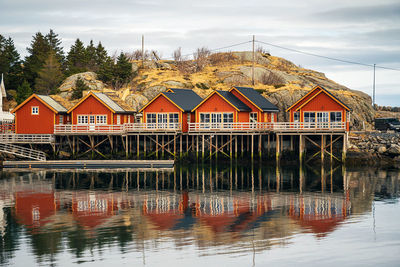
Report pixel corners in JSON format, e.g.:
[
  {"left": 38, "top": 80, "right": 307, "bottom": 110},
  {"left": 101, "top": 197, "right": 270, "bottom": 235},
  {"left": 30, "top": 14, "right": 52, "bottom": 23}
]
[{"left": 0, "top": 0, "right": 399, "bottom": 106}]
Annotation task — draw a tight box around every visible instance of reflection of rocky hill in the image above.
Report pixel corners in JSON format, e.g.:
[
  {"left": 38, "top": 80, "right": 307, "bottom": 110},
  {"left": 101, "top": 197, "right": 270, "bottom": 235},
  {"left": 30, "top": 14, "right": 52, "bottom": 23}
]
[{"left": 55, "top": 51, "right": 375, "bottom": 129}]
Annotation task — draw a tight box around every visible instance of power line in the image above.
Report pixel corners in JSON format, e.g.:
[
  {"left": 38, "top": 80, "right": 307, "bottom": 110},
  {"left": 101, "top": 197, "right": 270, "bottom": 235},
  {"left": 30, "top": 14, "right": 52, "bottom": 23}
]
[{"left": 255, "top": 39, "right": 400, "bottom": 72}]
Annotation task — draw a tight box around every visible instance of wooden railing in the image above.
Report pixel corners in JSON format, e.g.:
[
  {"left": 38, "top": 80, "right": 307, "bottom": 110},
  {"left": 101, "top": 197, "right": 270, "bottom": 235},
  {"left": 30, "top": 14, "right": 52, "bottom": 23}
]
[
  {"left": 54, "top": 123, "right": 182, "bottom": 134},
  {"left": 188, "top": 122, "right": 273, "bottom": 132},
  {"left": 188, "top": 122, "right": 347, "bottom": 132},
  {"left": 0, "top": 143, "right": 46, "bottom": 161},
  {"left": 124, "top": 123, "right": 181, "bottom": 132},
  {"left": 54, "top": 124, "right": 125, "bottom": 134},
  {"left": 0, "top": 134, "right": 54, "bottom": 144}
]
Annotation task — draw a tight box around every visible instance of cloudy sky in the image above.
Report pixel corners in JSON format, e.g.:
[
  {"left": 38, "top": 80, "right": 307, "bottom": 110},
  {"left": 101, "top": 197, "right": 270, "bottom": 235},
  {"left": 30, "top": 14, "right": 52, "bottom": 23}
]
[{"left": 1, "top": 0, "right": 399, "bottom": 105}]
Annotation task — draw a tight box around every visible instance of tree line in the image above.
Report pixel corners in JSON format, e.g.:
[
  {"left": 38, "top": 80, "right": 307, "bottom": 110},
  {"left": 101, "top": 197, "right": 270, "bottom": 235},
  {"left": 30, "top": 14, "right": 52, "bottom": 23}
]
[{"left": 0, "top": 30, "right": 133, "bottom": 104}]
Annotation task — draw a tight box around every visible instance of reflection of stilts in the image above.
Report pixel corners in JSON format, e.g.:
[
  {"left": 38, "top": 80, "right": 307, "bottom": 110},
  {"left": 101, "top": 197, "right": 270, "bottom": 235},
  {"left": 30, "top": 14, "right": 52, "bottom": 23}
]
[{"left": 276, "top": 165, "right": 280, "bottom": 193}]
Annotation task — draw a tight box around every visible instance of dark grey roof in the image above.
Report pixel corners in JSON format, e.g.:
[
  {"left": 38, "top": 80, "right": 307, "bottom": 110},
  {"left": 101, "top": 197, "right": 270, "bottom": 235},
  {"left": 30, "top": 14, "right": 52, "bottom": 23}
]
[
  {"left": 233, "top": 86, "right": 279, "bottom": 112},
  {"left": 216, "top": 90, "right": 251, "bottom": 111},
  {"left": 163, "top": 89, "right": 203, "bottom": 112},
  {"left": 37, "top": 95, "right": 68, "bottom": 113}
]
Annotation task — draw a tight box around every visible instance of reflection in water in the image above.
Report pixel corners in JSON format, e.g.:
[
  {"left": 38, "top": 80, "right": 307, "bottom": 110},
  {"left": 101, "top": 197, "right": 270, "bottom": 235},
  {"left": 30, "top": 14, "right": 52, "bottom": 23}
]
[{"left": 0, "top": 164, "right": 399, "bottom": 266}]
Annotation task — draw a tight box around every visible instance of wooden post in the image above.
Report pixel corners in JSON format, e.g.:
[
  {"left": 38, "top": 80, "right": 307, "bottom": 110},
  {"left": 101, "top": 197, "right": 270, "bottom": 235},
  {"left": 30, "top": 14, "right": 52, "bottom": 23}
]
[
  {"left": 299, "top": 135, "right": 304, "bottom": 165},
  {"left": 126, "top": 135, "right": 129, "bottom": 158},
  {"left": 156, "top": 135, "right": 159, "bottom": 159},
  {"left": 290, "top": 135, "right": 294, "bottom": 151},
  {"left": 209, "top": 135, "right": 212, "bottom": 160},
  {"left": 215, "top": 134, "right": 218, "bottom": 161},
  {"left": 235, "top": 135, "right": 238, "bottom": 159},
  {"left": 196, "top": 135, "right": 199, "bottom": 161},
  {"left": 202, "top": 135, "right": 205, "bottom": 161},
  {"left": 137, "top": 134, "right": 140, "bottom": 159},
  {"left": 174, "top": 135, "right": 176, "bottom": 159},
  {"left": 162, "top": 135, "right": 165, "bottom": 158},
  {"left": 144, "top": 135, "right": 146, "bottom": 158},
  {"left": 330, "top": 134, "right": 333, "bottom": 163},
  {"left": 251, "top": 134, "right": 254, "bottom": 162},
  {"left": 267, "top": 134, "right": 270, "bottom": 155},
  {"left": 186, "top": 135, "right": 189, "bottom": 155},
  {"left": 230, "top": 135, "right": 233, "bottom": 159},
  {"left": 342, "top": 133, "right": 347, "bottom": 163},
  {"left": 258, "top": 134, "right": 262, "bottom": 160},
  {"left": 241, "top": 135, "right": 244, "bottom": 157},
  {"left": 276, "top": 134, "right": 280, "bottom": 163},
  {"left": 321, "top": 135, "right": 325, "bottom": 163},
  {"left": 180, "top": 134, "right": 183, "bottom": 159}
]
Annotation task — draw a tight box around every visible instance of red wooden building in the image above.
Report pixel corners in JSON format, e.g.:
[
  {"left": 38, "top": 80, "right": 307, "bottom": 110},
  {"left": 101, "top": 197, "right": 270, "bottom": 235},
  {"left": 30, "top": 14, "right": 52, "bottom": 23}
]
[
  {"left": 139, "top": 88, "right": 202, "bottom": 132},
  {"left": 286, "top": 85, "right": 350, "bottom": 130},
  {"left": 65, "top": 91, "right": 135, "bottom": 132},
  {"left": 191, "top": 87, "right": 278, "bottom": 130},
  {"left": 11, "top": 94, "right": 68, "bottom": 134}
]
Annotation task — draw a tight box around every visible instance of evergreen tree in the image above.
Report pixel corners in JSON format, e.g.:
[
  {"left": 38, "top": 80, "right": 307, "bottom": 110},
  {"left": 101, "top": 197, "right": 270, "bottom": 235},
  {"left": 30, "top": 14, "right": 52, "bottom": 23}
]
[
  {"left": 35, "top": 51, "right": 64, "bottom": 95},
  {"left": 45, "top": 29, "right": 65, "bottom": 68},
  {"left": 0, "top": 35, "right": 23, "bottom": 92},
  {"left": 85, "top": 40, "right": 97, "bottom": 71},
  {"left": 113, "top": 52, "right": 132, "bottom": 88},
  {"left": 16, "top": 80, "right": 32, "bottom": 104},
  {"left": 71, "top": 77, "right": 90, "bottom": 100},
  {"left": 97, "top": 57, "right": 114, "bottom": 84},
  {"left": 65, "top": 38, "right": 87, "bottom": 75},
  {"left": 24, "top": 32, "right": 51, "bottom": 88},
  {"left": 95, "top": 42, "right": 108, "bottom": 67}
]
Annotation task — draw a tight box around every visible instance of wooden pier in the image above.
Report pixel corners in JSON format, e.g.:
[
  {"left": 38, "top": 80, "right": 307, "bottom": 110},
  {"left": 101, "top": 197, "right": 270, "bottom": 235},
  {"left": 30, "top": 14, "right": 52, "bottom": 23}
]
[{"left": 0, "top": 122, "right": 348, "bottom": 163}]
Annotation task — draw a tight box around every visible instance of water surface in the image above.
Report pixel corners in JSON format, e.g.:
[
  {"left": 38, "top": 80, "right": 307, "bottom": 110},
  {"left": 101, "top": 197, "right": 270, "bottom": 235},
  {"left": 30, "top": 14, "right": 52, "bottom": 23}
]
[{"left": 0, "top": 164, "right": 399, "bottom": 266}]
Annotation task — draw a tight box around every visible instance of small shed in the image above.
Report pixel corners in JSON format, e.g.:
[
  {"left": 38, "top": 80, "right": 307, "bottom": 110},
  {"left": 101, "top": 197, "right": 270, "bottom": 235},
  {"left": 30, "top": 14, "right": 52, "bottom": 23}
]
[
  {"left": 11, "top": 94, "right": 68, "bottom": 134},
  {"left": 286, "top": 86, "right": 350, "bottom": 130},
  {"left": 139, "top": 88, "right": 202, "bottom": 132}
]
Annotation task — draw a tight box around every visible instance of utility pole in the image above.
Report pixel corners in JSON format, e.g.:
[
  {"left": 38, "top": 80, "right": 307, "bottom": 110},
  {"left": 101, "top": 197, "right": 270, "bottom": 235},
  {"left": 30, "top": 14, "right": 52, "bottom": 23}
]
[
  {"left": 142, "top": 35, "right": 145, "bottom": 68},
  {"left": 252, "top": 35, "right": 255, "bottom": 86},
  {"left": 372, "top": 63, "right": 376, "bottom": 109}
]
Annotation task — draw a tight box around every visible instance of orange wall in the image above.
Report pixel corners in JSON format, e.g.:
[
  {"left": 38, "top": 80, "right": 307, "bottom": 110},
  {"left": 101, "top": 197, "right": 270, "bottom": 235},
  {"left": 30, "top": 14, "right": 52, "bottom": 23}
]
[
  {"left": 142, "top": 94, "right": 185, "bottom": 130},
  {"left": 195, "top": 93, "right": 238, "bottom": 122},
  {"left": 238, "top": 111, "right": 250, "bottom": 122},
  {"left": 15, "top": 97, "right": 56, "bottom": 134},
  {"left": 71, "top": 95, "right": 113, "bottom": 125}
]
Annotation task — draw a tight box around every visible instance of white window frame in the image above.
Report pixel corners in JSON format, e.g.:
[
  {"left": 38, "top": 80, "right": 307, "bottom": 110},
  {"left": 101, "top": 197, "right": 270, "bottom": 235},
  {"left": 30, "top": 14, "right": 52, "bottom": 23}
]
[
  {"left": 77, "top": 115, "right": 88, "bottom": 124},
  {"left": 31, "top": 106, "right": 39, "bottom": 115},
  {"left": 169, "top": 113, "right": 179, "bottom": 128},
  {"left": 250, "top": 112, "right": 258, "bottom": 123},
  {"left": 293, "top": 112, "right": 300, "bottom": 122},
  {"left": 96, "top": 115, "right": 107, "bottom": 124},
  {"left": 117, "top": 115, "right": 121, "bottom": 124},
  {"left": 59, "top": 115, "right": 63, "bottom": 124}
]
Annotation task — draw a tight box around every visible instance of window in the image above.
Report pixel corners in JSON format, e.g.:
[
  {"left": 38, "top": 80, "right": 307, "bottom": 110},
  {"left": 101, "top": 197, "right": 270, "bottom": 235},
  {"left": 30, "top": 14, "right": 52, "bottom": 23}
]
[
  {"left": 146, "top": 113, "right": 156, "bottom": 123},
  {"left": 31, "top": 106, "right": 39, "bottom": 115},
  {"left": 169, "top": 113, "right": 179, "bottom": 128},
  {"left": 157, "top": 114, "right": 168, "bottom": 128},
  {"left": 271, "top": 113, "right": 275, "bottom": 122},
  {"left": 330, "top": 112, "right": 342, "bottom": 122},
  {"left": 117, "top": 115, "right": 121, "bottom": 124},
  {"left": 250, "top": 113, "right": 258, "bottom": 123},
  {"left": 304, "top": 112, "right": 315, "bottom": 122},
  {"left": 78, "top": 115, "right": 88, "bottom": 124},
  {"left": 317, "top": 112, "right": 329, "bottom": 128},
  {"left": 59, "top": 115, "right": 63, "bottom": 124},
  {"left": 293, "top": 112, "right": 300, "bottom": 122},
  {"left": 90, "top": 115, "right": 95, "bottom": 124},
  {"left": 223, "top": 113, "right": 233, "bottom": 128},
  {"left": 96, "top": 115, "right": 107, "bottom": 124},
  {"left": 187, "top": 113, "right": 191, "bottom": 123},
  {"left": 200, "top": 113, "right": 210, "bottom": 123}
]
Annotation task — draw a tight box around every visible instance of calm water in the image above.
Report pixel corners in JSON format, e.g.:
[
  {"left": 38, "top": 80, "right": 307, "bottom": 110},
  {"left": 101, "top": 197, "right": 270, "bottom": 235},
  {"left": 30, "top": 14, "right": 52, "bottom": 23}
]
[{"left": 0, "top": 164, "right": 399, "bottom": 267}]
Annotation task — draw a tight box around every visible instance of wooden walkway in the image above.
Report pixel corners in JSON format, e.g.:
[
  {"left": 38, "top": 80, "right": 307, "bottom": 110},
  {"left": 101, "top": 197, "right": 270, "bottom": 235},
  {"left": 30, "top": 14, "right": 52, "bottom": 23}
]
[
  {"left": 0, "top": 134, "right": 54, "bottom": 144},
  {"left": 0, "top": 143, "right": 46, "bottom": 161}
]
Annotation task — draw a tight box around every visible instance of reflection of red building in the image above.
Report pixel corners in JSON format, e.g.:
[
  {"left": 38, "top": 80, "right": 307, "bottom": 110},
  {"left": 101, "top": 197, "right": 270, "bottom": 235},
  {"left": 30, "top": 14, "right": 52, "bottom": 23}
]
[
  {"left": 14, "top": 190, "right": 59, "bottom": 228},
  {"left": 71, "top": 192, "right": 118, "bottom": 229},
  {"left": 288, "top": 195, "right": 350, "bottom": 237}
]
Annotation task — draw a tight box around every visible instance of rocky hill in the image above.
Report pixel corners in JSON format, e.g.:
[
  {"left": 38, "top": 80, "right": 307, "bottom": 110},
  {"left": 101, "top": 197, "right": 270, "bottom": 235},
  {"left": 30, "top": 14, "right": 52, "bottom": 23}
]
[{"left": 57, "top": 51, "right": 375, "bottom": 129}]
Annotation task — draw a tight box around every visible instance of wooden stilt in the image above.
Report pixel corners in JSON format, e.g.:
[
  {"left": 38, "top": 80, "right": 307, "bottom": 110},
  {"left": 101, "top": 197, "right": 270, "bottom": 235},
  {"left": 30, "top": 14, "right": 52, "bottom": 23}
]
[
  {"left": 258, "top": 134, "right": 262, "bottom": 160},
  {"left": 276, "top": 134, "right": 280, "bottom": 163},
  {"left": 162, "top": 135, "right": 165, "bottom": 158},
  {"left": 196, "top": 135, "right": 199, "bottom": 161},
  {"left": 299, "top": 135, "right": 304, "bottom": 165},
  {"left": 215, "top": 134, "right": 218, "bottom": 161},
  {"left": 321, "top": 135, "right": 325, "bottom": 163},
  {"left": 180, "top": 135, "right": 182, "bottom": 159},
  {"left": 174, "top": 135, "right": 176, "bottom": 159},
  {"left": 202, "top": 135, "right": 205, "bottom": 161},
  {"left": 126, "top": 135, "right": 129, "bottom": 158},
  {"left": 186, "top": 135, "right": 189, "bottom": 155},
  {"left": 230, "top": 135, "right": 232, "bottom": 159},
  {"left": 235, "top": 135, "right": 238, "bottom": 159},
  {"left": 342, "top": 133, "right": 347, "bottom": 163},
  {"left": 268, "top": 134, "right": 270, "bottom": 155},
  {"left": 144, "top": 135, "right": 146, "bottom": 158},
  {"left": 290, "top": 135, "right": 294, "bottom": 151},
  {"left": 137, "top": 134, "right": 140, "bottom": 159},
  {"left": 330, "top": 134, "right": 333, "bottom": 163},
  {"left": 251, "top": 134, "right": 254, "bottom": 161},
  {"left": 156, "top": 135, "right": 159, "bottom": 159},
  {"left": 209, "top": 135, "right": 212, "bottom": 160},
  {"left": 241, "top": 135, "right": 244, "bottom": 157}
]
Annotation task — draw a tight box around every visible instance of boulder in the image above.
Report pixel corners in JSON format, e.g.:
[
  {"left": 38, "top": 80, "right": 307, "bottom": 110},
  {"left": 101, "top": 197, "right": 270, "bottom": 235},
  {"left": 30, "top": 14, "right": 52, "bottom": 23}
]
[
  {"left": 388, "top": 144, "right": 400, "bottom": 155},
  {"left": 222, "top": 74, "right": 250, "bottom": 85},
  {"left": 125, "top": 94, "right": 148, "bottom": 111},
  {"left": 58, "top": 72, "right": 105, "bottom": 93},
  {"left": 162, "top": 80, "right": 186, "bottom": 88},
  {"left": 142, "top": 85, "right": 167, "bottom": 100},
  {"left": 378, "top": 146, "right": 387, "bottom": 154}
]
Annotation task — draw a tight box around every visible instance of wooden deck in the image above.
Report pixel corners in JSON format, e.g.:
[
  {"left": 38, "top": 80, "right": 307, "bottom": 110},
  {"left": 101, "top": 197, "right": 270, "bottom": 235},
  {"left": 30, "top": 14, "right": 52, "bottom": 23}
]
[{"left": 0, "top": 134, "right": 55, "bottom": 144}]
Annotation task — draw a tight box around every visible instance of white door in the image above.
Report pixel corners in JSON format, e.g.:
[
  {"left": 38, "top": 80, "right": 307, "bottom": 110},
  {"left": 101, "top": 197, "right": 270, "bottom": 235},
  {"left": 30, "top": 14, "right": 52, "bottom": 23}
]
[
  {"left": 157, "top": 114, "right": 168, "bottom": 128},
  {"left": 211, "top": 113, "right": 221, "bottom": 129}
]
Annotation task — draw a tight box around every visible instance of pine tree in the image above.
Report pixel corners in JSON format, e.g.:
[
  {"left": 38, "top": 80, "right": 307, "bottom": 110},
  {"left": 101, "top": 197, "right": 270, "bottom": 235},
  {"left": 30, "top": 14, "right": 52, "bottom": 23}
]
[
  {"left": 35, "top": 51, "right": 64, "bottom": 95},
  {"left": 113, "top": 52, "right": 132, "bottom": 88},
  {"left": 97, "top": 57, "right": 114, "bottom": 84},
  {"left": 24, "top": 32, "right": 51, "bottom": 88},
  {"left": 0, "top": 35, "right": 23, "bottom": 92},
  {"left": 71, "top": 77, "right": 89, "bottom": 100},
  {"left": 16, "top": 80, "right": 32, "bottom": 104},
  {"left": 85, "top": 40, "right": 97, "bottom": 71},
  {"left": 95, "top": 42, "right": 108, "bottom": 67},
  {"left": 45, "top": 29, "right": 65, "bottom": 68},
  {"left": 65, "top": 38, "right": 87, "bottom": 75}
]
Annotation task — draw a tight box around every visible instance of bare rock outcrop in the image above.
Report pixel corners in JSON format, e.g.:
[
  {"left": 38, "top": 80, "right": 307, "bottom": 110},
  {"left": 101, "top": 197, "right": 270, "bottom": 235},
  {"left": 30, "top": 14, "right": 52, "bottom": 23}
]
[{"left": 58, "top": 72, "right": 105, "bottom": 98}]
